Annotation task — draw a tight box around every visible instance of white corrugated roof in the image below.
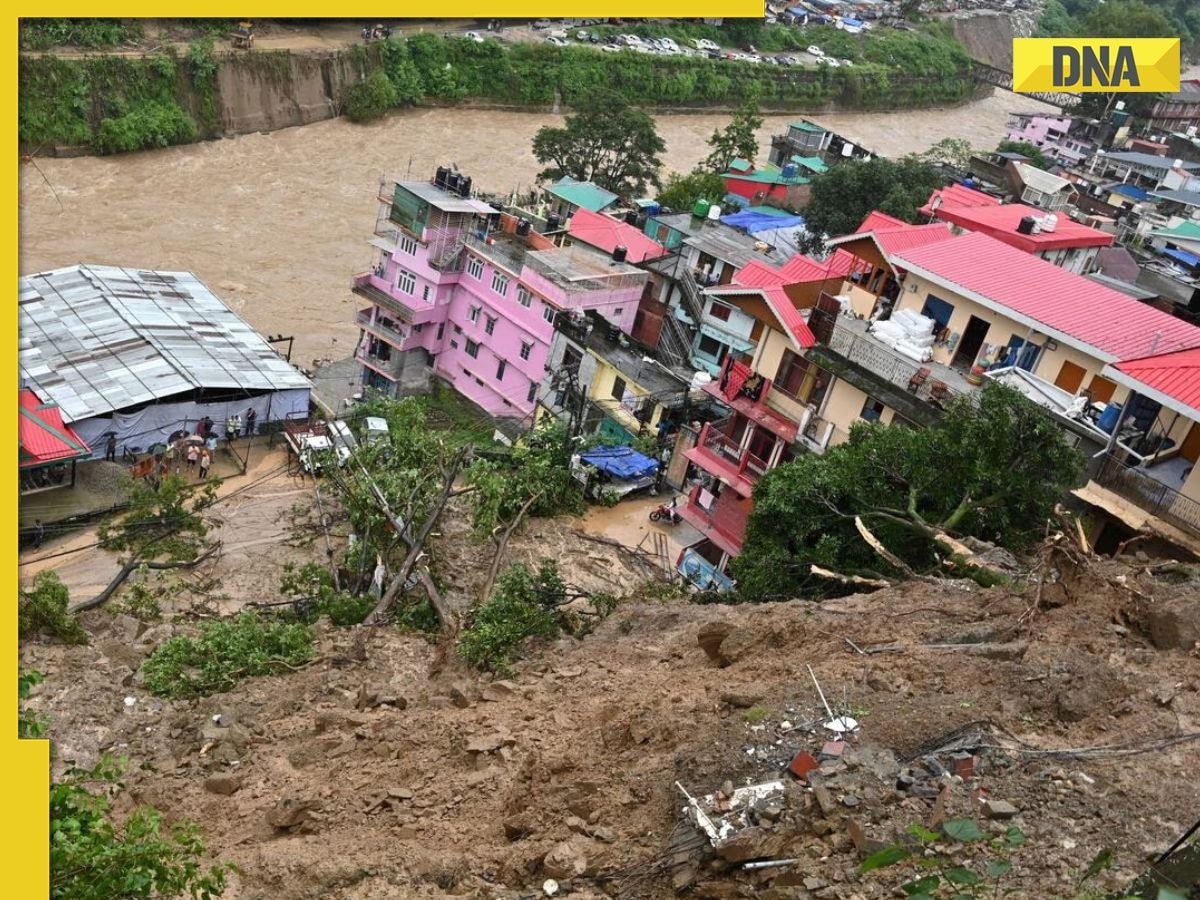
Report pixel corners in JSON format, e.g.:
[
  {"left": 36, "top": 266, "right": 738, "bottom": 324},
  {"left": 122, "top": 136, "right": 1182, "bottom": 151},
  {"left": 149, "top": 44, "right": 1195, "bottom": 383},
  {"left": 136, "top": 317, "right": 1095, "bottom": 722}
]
[
  {"left": 19, "top": 265, "right": 311, "bottom": 423},
  {"left": 1014, "top": 162, "right": 1073, "bottom": 195}
]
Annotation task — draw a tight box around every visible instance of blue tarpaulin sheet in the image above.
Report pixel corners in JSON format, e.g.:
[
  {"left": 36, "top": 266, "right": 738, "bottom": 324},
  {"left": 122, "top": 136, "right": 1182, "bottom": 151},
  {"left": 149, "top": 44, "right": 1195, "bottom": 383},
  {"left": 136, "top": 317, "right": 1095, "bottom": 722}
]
[
  {"left": 579, "top": 446, "right": 659, "bottom": 481},
  {"left": 1163, "top": 247, "right": 1200, "bottom": 268},
  {"left": 721, "top": 209, "right": 806, "bottom": 233}
]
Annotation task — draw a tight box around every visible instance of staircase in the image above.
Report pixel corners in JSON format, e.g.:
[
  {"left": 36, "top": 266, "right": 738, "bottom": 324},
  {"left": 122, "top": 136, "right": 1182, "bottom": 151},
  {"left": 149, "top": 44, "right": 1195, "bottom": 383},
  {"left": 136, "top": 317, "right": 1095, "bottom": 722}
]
[
  {"left": 675, "top": 264, "right": 709, "bottom": 328},
  {"left": 657, "top": 309, "right": 695, "bottom": 369}
]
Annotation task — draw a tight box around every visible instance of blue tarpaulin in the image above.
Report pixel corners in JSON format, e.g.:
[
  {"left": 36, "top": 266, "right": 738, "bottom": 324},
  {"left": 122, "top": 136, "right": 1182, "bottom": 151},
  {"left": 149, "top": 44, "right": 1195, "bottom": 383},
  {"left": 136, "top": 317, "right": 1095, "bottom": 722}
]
[
  {"left": 579, "top": 446, "right": 659, "bottom": 481},
  {"left": 1162, "top": 247, "right": 1200, "bottom": 268},
  {"left": 721, "top": 209, "right": 806, "bottom": 233}
]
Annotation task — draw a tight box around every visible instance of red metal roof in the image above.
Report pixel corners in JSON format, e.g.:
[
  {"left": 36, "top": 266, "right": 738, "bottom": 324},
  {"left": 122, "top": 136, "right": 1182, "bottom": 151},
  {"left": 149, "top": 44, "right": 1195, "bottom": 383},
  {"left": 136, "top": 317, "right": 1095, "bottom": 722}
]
[
  {"left": 925, "top": 200, "right": 1114, "bottom": 252},
  {"left": 1113, "top": 348, "right": 1200, "bottom": 416},
  {"left": 894, "top": 233, "right": 1200, "bottom": 362},
  {"left": 858, "top": 210, "right": 908, "bottom": 232},
  {"left": 831, "top": 213, "right": 955, "bottom": 259},
  {"left": 566, "top": 208, "right": 667, "bottom": 264},
  {"left": 707, "top": 283, "right": 818, "bottom": 349},
  {"left": 18, "top": 389, "right": 92, "bottom": 467},
  {"left": 735, "top": 249, "right": 859, "bottom": 288},
  {"left": 921, "top": 184, "right": 1001, "bottom": 215}
]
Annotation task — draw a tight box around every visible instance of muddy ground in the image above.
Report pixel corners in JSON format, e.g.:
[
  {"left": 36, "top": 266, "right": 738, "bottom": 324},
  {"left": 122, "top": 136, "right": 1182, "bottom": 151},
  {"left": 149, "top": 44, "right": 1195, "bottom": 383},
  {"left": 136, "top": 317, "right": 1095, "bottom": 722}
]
[{"left": 20, "top": 489, "right": 1200, "bottom": 899}]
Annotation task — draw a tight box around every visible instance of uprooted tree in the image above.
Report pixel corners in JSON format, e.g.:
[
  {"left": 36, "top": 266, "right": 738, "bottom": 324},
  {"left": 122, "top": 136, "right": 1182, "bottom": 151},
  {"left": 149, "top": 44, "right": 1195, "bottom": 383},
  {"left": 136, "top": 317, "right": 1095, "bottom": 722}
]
[{"left": 732, "top": 384, "right": 1084, "bottom": 601}]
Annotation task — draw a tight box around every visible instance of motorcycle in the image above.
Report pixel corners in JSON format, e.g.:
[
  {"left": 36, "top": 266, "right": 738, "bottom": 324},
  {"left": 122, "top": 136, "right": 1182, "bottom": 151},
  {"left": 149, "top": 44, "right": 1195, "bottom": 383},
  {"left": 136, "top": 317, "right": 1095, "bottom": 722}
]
[{"left": 649, "top": 497, "right": 682, "bottom": 524}]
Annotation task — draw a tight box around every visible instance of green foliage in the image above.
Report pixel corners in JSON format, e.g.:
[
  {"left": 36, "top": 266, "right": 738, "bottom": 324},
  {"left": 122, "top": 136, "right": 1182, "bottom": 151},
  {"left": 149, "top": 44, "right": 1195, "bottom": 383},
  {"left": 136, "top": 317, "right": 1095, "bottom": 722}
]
[
  {"left": 115, "top": 567, "right": 164, "bottom": 623},
  {"left": 141, "top": 612, "right": 313, "bottom": 699},
  {"left": 744, "top": 705, "right": 770, "bottom": 723},
  {"left": 21, "top": 18, "right": 136, "bottom": 50},
  {"left": 658, "top": 169, "right": 733, "bottom": 212},
  {"left": 278, "top": 561, "right": 375, "bottom": 628},
  {"left": 532, "top": 89, "right": 667, "bottom": 197},
  {"left": 996, "top": 139, "right": 1053, "bottom": 170},
  {"left": 860, "top": 819, "right": 1024, "bottom": 898},
  {"left": 799, "top": 156, "right": 944, "bottom": 251},
  {"left": 733, "top": 384, "right": 1084, "bottom": 601},
  {"left": 459, "top": 561, "right": 566, "bottom": 674},
  {"left": 20, "top": 570, "right": 88, "bottom": 645},
  {"left": 19, "top": 670, "right": 47, "bottom": 739},
  {"left": 50, "top": 758, "right": 228, "bottom": 900},
  {"left": 705, "top": 94, "right": 763, "bottom": 174},
  {"left": 98, "top": 474, "right": 216, "bottom": 562},
  {"left": 466, "top": 419, "right": 585, "bottom": 536},
  {"left": 342, "top": 71, "right": 398, "bottom": 123},
  {"left": 93, "top": 100, "right": 198, "bottom": 154},
  {"left": 1036, "top": 0, "right": 1078, "bottom": 37},
  {"left": 186, "top": 37, "right": 221, "bottom": 132}
]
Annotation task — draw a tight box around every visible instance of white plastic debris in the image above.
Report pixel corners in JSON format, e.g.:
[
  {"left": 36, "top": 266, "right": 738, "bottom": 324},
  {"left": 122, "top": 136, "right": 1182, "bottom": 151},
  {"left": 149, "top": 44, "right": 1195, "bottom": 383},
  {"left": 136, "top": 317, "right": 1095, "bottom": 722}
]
[
  {"left": 542, "top": 878, "right": 560, "bottom": 896},
  {"left": 825, "top": 716, "right": 859, "bottom": 734},
  {"left": 123, "top": 696, "right": 137, "bottom": 708}
]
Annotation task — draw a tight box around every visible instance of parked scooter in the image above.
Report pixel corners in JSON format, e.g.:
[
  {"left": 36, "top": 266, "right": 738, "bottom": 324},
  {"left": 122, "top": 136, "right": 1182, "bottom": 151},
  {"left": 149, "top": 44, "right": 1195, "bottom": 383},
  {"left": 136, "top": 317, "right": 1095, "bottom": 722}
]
[{"left": 649, "top": 497, "right": 682, "bottom": 524}]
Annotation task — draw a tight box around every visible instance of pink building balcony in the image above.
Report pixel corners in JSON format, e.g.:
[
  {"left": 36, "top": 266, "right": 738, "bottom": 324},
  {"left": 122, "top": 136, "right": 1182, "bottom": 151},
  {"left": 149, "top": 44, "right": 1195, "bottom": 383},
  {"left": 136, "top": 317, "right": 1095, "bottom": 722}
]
[
  {"left": 704, "top": 358, "right": 800, "bottom": 443},
  {"left": 684, "top": 420, "right": 771, "bottom": 498},
  {"left": 352, "top": 273, "right": 440, "bottom": 325},
  {"left": 676, "top": 481, "right": 750, "bottom": 557},
  {"left": 356, "top": 308, "right": 407, "bottom": 349},
  {"left": 355, "top": 344, "right": 403, "bottom": 381}
]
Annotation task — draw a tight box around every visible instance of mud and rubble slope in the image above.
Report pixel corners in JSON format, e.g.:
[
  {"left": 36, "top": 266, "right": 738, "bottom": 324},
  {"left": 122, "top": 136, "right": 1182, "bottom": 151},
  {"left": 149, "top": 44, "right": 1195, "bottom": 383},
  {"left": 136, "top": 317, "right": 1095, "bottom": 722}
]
[{"left": 21, "top": 556, "right": 1200, "bottom": 899}]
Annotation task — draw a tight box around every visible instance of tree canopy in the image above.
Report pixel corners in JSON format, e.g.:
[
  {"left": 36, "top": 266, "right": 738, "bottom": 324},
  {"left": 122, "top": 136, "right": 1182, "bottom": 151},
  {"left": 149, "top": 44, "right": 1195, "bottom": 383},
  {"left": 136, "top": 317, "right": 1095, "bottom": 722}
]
[
  {"left": 704, "top": 95, "right": 763, "bottom": 174},
  {"left": 732, "top": 384, "right": 1083, "bottom": 601},
  {"left": 657, "top": 169, "right": 728, "bottom": 212},
  {"left": 532, "top": 91, "right": 666, "bottom": 197},
  {"left": 798, "top": 156, "right": 943, "bottom": 253},
  {"left": 995, "top": 139, "right": 1052, "bottom": 170}
]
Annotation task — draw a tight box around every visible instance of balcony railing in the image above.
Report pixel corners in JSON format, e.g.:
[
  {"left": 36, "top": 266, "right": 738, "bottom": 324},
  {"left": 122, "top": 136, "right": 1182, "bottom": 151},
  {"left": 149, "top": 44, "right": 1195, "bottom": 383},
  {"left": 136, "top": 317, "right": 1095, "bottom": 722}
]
[
  {"left": 1095, "top": 454, "right": 1200, "bottom": 537},
  {"left": 691, "top": 420, "right": 770, "bottom": 492},
  {"left": 355, "top": 346, "right": 403, "bottom": 380},
  {"left": 356, "top": 309, "right": 407, "bottom": 347},
  {"left": 826, "top": 317, "right": 919, "bottom": 391}
]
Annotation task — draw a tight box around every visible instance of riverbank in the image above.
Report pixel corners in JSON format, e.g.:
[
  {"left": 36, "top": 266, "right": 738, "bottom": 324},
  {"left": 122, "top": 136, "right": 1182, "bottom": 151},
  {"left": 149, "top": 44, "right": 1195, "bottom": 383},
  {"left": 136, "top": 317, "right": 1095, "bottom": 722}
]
[{"left": 19, "top": 27, "right": 985, "bottom": 156}]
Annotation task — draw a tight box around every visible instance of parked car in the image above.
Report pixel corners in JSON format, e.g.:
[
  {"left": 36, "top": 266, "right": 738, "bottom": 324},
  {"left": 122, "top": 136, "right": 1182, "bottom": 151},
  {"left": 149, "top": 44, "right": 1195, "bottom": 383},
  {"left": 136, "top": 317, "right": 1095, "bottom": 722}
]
[
  {"left": 532, "top": 19, "right": 552, "bottom": 30},
  {"left": 549, "top": 29, "right": 568, "bottom": 40},
  {"left": 659, "top": 37, "right": 680, "bottom": 52},
  {"left": 840, "top": 58, "right": 854, "bottom": 67},
  {"left": 547, "top": 35, "right": 569, "bottom": 47},
  {"left": 692, "top": 38, "right": 719, "bottom": 52},
  {"left": 601, "top": 44, "right": 621, "bottom": 52},
  {"left": 807, "top": 45, "right": 825, "bottom": 57},
  {"left": 462, "top": 31, "right": 484, "bottom": 44},
  {"left": 576, "top": 30, "right": 590, "bottom": 41},
  {"left": 784, "top": 55, "right": 802, "bottom": 65}
]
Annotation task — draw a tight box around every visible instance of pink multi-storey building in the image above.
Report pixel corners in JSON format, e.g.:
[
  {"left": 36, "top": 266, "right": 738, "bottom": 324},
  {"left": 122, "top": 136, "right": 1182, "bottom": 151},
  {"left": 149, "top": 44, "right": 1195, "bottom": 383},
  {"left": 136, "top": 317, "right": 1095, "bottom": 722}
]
[{"left": 352, "top": 172, "right": 648, "bottom": 420}]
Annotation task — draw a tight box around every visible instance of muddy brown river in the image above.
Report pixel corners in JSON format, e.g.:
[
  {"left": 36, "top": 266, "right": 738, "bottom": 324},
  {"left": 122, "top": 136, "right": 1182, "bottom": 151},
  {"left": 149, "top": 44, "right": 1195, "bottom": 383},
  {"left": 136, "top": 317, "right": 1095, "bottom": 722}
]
[{"left": 19, "top": 94, "right": 1052, "bottom": 364}]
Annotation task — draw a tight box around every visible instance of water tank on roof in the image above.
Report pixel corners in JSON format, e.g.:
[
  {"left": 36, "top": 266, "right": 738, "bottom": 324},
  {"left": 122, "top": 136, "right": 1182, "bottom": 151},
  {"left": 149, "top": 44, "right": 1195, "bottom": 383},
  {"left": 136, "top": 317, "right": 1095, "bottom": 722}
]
[
  {"left": 547, "top": 213, "right": 562, "bottom": 230},
  {"left": 1040, "top": 213, "right": 1058, "bottom": 233},
  {"left": 435, "top": 166, "right": 450, "bottom": 188},
  {"left": 516, "top": 218, "right": 532, "bottom": 236},
  {"left": 707, "top": 204, "right": 722, "bottom": 221},
  {"left": 446, "top": 172, "right": 460, "bottom": 193},
  {"left": 1017, "top": 216, "right": 1037, "bottom": 235},
  {"left": 781, "top": 162, "right": 799, "bottom": 179},
  {"left": 612, "top": 246, "right": 628, "bottom": 263},
  {"left": 693, "top": 199, "right": 711, "bottom": 218},
  {"left": 625, "top": 209, "right": 639, "bottom": 225},
  {"left": 459, "top": 176, "right": 472, "bottom": 198},
  {"left": 1098, "top": 403, "right": 1123, "bottom": 434}
]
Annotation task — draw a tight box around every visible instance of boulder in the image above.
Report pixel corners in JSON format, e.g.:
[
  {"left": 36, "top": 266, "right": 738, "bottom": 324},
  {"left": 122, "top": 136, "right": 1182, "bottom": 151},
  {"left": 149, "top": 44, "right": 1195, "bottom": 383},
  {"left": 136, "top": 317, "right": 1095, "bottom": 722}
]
[{"left": 543, "top": 840, "right": 587, "bottom": 880}]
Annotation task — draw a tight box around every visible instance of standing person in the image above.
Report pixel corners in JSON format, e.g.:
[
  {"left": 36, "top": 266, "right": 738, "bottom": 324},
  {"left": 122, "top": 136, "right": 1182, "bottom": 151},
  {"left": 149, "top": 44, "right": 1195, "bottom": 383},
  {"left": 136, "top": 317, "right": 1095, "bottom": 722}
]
[
  {"left": 205, "top": 432, "right": 218, "bottom": 458},
  {"left": 105, "top": 433, "right": 117, "bottom": 462},
  {"left": 32, "top": 519, "right": 44, "bottom": 550},
  {"left": 195, "top": 417, "right": 208, "bottom": 439},
  {"left": 202, "top": 415, "right": 214, "bottom": 438},
  {"left": 186, "top": 442, "right": 200, "bottom": 472},
  {"left": 245, "top": 407, "right": 258, "bottom": 437},
  {"left": 164, "top": 441, "right": 177, "bottom": 474},
  {"left": 225, "top": 414, "right": 237, "bottom": 440},
  {"left": 198, "top": 449, "right": 211, "bottom": 480}
]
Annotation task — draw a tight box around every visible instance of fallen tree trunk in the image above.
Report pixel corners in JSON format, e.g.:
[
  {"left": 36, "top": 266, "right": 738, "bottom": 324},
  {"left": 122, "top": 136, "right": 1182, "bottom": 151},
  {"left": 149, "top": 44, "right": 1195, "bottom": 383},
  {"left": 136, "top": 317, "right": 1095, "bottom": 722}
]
[
  {"left": 477, "top": 491, "right": 542, "bottom": 605},
  {"left": 70, "top": 542, "right": 222, "bottom": 614},
  {"left": 809, "top": 564, "right": 893, "bottom": 590}
]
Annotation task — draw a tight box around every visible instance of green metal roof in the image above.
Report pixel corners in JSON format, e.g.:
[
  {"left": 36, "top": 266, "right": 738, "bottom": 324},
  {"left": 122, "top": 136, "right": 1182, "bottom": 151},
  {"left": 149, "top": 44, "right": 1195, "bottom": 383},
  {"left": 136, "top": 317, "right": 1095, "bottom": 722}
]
[
  {"left": 744, "top": 204, "right": 795, "bottom": 218},
  {"left": 729, "top": 158, "right": 754, "bottom": 173},
  {"left": 789, "top": 121, "right": 826, "bottom": 133},
  {"left": 790, "top": 155, "right": 829, "bottom": 174},
  {"left": 547, "top": 177, "right": 618, "bottom": 212},
  {"left": 724, "top": 165, "right": 811, "bottom": 186},
  {"left": 1155, "top": 221, "right": 1200, "bottom": 242}
]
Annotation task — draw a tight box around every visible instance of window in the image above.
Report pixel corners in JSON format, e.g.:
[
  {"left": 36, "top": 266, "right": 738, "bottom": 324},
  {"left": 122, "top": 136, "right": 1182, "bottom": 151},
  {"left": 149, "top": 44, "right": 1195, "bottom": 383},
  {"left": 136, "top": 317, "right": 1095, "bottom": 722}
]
[
  {"left": 398, "top": 234, "right": 418, "bottom": 256},
  {"left": 492, "top": 272, "right": 509, "bottom": 296},
  {"left": 709, "top": 301, "right": 732, "bottom": 322},
  {"left": 436, "top": 323, "right": 445, "bottom": 341},
  {"left": 496, "top": 359, "right": 506, "bottom": 380},
  {"left": 396, "top": 269, "right": 416, "bottom": 295},
  {"left": 920, "top": 295, "right": 954, "bottom": 333},
  {"left": 453, "top": 324, "right": 462, "bottom": 334},
  {"left": 468, "top": 306, "right": 480, "bottom": 325},
  {"left": 413, "top": 323, "right": 424, "bottom": 333},
  {"left": 449, "top": 339, "right": 459, "bottom": 349},
  {"left": 697, "top": 334, "right": 725, "bottom": 360},
  {"left": 466, "top": 255, "right": 484, "bottom": 280},
  {"left": 611, "top": 376, "right": 627, "bottom": 401},
  {"left": 527, "top": 382, "right": 538, "bottom": 404},
  {"left": 485, "top": 315, "right": 496, "bottom": 336},
  {"left": 860, "top": 397, "right": 886, "bottom": 422},
  {"left": 775, "top": 349, "right": 811, "bottom": 399},
  {"left": 542, "top": 305, "right": 555, "bottom": 323},
  {"left": 423, "top": 285, "right": 431, "bottom": 301},
  {"left": 563, "top": 345, "right": 583, "bottom": 376},
  {"left": 465, "top": 339, "right": 480, "bottom": 358},
  {"left": 614, "top": 307, "right": 623, "bottom": 316},
  {"left": 517, "top": 286, "right": 533, "bottom": 308},
  {"left": 520, "top": 341, "right": 533, "bottom": 361}
]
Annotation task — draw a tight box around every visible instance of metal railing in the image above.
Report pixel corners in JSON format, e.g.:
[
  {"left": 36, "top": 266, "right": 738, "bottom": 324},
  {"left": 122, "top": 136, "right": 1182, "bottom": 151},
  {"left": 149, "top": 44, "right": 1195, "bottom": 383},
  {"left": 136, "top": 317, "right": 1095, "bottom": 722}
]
[
  {"left": 696, "top": 420, "right": 770, "bottom": 487},
  {"left": 355, "top": 346, "right": 403, "bottom": 380},
  {"left": 356, "top": 310, "right": 407, "bottom": 347},
  {"left": 657, "top": 310, "right": 694, "bottom": 369},
  {"left": 1096, "top": 454, "right": 1200, "bottom": 537}
]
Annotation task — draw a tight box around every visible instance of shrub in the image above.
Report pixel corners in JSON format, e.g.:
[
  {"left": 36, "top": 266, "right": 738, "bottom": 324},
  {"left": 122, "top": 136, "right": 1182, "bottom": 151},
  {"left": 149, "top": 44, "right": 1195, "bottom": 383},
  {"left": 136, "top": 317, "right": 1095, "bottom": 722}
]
[
  {"left": 20, "top": 570, "right": 88, "bottom": 645},
  {"left": 341, "top": 71, "right": 398, "bottom": 123},
  {"left": 92, "top": 100, "right": 198, "bottom": 154},
  {"left": 459, "top": 561, "right": 565, "bottom": 674},
  {"left": 19, "top": 670, "right": 47, "bottom": 739},
  {"left": 141, "top": 612, "right": 313, "bottom": 699},
  {"left": 279, "top": 561, "right": 376, "bottom": 628}
]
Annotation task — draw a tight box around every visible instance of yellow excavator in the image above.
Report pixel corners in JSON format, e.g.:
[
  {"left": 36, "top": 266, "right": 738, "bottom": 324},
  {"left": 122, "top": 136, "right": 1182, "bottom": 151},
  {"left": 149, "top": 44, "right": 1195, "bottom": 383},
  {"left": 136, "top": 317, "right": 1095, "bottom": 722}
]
[{"left": 230, "top": 21, "right": 255, "bottom": 50}]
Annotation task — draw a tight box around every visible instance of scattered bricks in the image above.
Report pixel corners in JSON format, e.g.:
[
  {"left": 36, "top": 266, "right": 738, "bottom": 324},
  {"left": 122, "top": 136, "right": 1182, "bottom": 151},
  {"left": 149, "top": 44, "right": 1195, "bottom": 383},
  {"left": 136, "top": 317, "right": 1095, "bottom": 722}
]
[
  {"left": 788, "top": 751, "right": 820, "bottom": 782},
  {"left": 983, "top": 799, "right": 1019, "bottom": 820},
  {"left": 811, "top": 780, "right": 837, "bottom": 816},
  {"left": 821, "top": 741, "right": 847, "bottom": 759},
  {"left": 896, "top": 773, "right": 915, "bottom": 791},
  {"left": 951, "top": 752, "right": 975, "bottom": 779}
]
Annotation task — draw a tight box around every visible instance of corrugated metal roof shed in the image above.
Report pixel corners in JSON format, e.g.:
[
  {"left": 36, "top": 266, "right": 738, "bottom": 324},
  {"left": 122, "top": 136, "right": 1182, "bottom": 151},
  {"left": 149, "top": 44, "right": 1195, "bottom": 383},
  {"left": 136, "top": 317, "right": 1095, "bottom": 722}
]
[
  {"left": 1109, "top": 348, "right": 1200, "bottom": 419},
  {"left": 19, "top": 265, "right": 311, "bottom": 424}
]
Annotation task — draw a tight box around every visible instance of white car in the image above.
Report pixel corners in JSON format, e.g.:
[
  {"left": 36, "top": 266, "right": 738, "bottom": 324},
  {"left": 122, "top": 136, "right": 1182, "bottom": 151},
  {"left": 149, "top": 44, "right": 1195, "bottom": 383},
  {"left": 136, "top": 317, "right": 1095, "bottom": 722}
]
[
  {"left": 827, "top": 58, "right": 841, "bottom": 67},
  {"left": 548, "top": 29, "right": 568, "bottom": 40},
  {"left": 462, "top": 31, "right": 484, "bottom": 44},
  {"left": 784, "top": 55, "right": 802, "bottom": 65},
  {"left": 659, "top": 37, "right": 679, "bottom": 52},
  {"left": 601, "top": 44, "right": 620, "bottom": 52},
  {"left": 547, "top": 36, "right": 569, "bottom": 47},
  {"left": 622, "top": 34, "right": 643, "bottom": 46},
  {"left": 692, "top": 38, "right": 719, "bottom": 52},
  {"left": 808, "top": 45, "right": 825, "bottom": 57},
  {"left": 840, "top": 58, "right": 854, "bottom": 67}
]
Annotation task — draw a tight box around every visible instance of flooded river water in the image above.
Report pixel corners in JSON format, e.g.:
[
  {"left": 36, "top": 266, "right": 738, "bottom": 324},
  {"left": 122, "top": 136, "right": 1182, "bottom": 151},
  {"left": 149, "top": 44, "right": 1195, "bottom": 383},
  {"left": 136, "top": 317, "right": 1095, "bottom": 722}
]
[{"left": 19, "top": 93, "right": 1053, "bottom": 364}]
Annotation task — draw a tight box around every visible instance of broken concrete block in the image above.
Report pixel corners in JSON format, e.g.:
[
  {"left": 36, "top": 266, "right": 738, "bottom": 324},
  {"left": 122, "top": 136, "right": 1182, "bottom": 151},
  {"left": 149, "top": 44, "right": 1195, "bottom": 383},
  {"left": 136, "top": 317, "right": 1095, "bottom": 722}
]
[
  {"left": 543, "top": 841, "right": 587, "bottom": 880},
  {"left": 983, "top": 799, "right": 1018, "bottom": 820},
  {"left": 204, "top": 773, "right": 242, "bottom": 796},
  {"left": 788, "top": 751, "right": 819, "bottom": 782},
  {"left": 266, "top": 795, "right": 322, "bottom": 830}
]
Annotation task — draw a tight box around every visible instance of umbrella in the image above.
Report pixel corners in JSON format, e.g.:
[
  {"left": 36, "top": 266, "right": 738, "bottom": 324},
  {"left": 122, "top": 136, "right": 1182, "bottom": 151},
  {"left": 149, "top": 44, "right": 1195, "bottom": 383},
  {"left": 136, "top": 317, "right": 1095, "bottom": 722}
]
[
  {"left": 184, "top": 435, "right": 206, "bottom": 445},
  {"left": 147, "top": 442, "right": 168, "bottom": 455}
]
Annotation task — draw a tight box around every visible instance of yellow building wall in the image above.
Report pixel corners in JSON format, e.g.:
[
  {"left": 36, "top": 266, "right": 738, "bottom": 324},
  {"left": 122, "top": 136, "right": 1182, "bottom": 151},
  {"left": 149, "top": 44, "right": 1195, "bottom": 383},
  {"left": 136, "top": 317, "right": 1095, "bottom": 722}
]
[
  {"left": 1181, "top": 462, "right": 1200, "bottom": 504},
  {"left": 820, "top": 379, "right": 871, "bottom": 445},
  {"left": 587, "top": 356, "right": 664, "bottom": 433},
  {"left": 753, "top": 328, "right": 813, "bottom": 426}
]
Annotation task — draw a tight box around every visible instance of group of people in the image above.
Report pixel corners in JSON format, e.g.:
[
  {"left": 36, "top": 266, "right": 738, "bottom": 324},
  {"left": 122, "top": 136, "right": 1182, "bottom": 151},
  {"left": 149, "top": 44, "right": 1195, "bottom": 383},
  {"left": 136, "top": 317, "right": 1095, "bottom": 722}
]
[{"left": 152, "top": 408, "right": 259, "bottom": 482}]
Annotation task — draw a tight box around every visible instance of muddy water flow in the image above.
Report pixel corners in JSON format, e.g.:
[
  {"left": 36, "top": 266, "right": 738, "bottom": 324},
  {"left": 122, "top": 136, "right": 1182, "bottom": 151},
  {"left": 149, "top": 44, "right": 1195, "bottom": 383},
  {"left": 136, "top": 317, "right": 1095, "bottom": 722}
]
[{"left": 20, "top": 96, "right": 1054, "bottom": 364}]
